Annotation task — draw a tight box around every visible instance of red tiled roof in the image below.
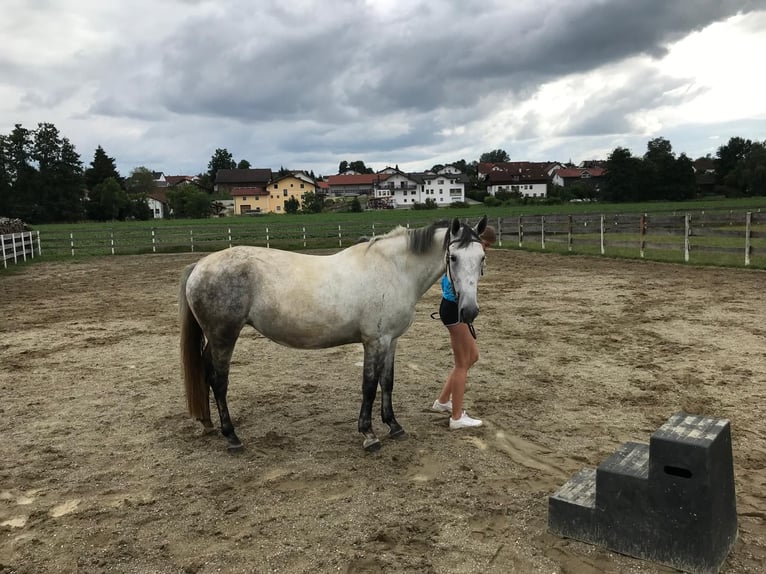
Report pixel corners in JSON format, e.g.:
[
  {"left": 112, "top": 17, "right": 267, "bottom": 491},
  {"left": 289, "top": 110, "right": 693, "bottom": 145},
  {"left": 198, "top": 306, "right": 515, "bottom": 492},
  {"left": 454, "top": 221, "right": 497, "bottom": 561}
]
[
  {"left": 231, "top": 186, "right": 268, "bottom": 196},
  {"left": 326, "top": 174, "right": 391, "bottom": 186},
  {"left": 555, "top": 168, "right": 605, "bottom": 178}
]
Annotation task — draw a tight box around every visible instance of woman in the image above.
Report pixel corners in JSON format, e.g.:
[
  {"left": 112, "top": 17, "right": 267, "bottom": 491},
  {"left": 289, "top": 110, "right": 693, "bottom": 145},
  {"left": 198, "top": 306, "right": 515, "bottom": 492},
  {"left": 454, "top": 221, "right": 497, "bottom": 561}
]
[{"left": 431, "top": 225, "right": 496, "bottom": 429}]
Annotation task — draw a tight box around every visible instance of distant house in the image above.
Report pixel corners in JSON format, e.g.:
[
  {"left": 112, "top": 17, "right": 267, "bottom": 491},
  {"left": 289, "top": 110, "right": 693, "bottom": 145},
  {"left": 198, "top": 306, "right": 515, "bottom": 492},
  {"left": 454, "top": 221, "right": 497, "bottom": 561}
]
[
  {"left": 371, "top": 166, "right": 468, "bottom": 207},
  {"left": 552, "top": 167, "right": 606, "bottom": 189},
  {"left": 263, "top": 172, "right": 318, "bottom": 213},
  {"left": 231, "top": 187, "right": 269, "bottom": 215},
  {"left": 146, "top": 190, "right": 169, "bottom": 219},
  {"left": 326, "top": 174, "right": 387, "bottom": 197},
  {"left": 152, "top": 172, "right": 167, "bottom": 187},
  {"left": 165, "top": 175, "right": 200, "bottom": 187},
  {"left": 214, "top": 169, "right": 273, "bottom": 195},
  {"left": 479, "top": 161, "right": 562, "bottom": 198}
]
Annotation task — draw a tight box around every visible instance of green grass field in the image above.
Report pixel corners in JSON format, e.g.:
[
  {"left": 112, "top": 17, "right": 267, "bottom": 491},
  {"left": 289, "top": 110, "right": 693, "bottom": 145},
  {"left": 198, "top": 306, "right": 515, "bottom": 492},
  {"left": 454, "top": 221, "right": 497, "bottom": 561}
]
[{"left": 16, "top": 196, "right": 766, "bottom": 269}]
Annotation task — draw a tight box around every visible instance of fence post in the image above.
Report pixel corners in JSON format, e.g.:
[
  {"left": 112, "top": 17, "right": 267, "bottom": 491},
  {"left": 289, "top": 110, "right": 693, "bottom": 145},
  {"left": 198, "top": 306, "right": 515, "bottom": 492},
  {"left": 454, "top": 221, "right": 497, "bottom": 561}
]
[
  {"left": 640, "top": 213, "right": 646, "bottom": 258},
  {"left": 302, "top": 226, "right": 306, "bottom": 248},
  {"left": 12, "top": 233, "right": 18, "bottom": 263},
  {"left": 745, "top": 211, "right": 752, "bottom": 266},
  {"left": 70, "top": 232, "right": 75, "bottom": 257},
  {"left": 600, "top": 215, "right": 605, "bottom": 255},
  {"left": 372, "top": 223, "right": 376, "bottom": 238},
  {"left": 36, "top": 230, "right": 41, "bottom": 256},
  {"left": 684, "top": 214, "right": 690, "bottom": 263},
  {"left": 266, "top": 227, "right": 270, "bottom": 249},
  {"left": 1, "top": 236, "right": 6, "bottom": 269},
  {"left": 110, "top": 229, "right": 115, "bottom": 255},
  {"left": 190, "top": 229, "right": 194, "bottom": 252},
  {"left": 541, "top": 216, "right": 546, "bottom": 250},
  {"left": 497, "top": 217, "right": 503, "bottom": 248},
  {"left": 567, "top": 215, "right": 573, "bottom": 252},
  {"left": 152, "top": 228, "right": 157, "bottom": 253},
  {"left": 338, "top": 224, "right": 342, "bottom": 247},
  {"left": 518, "top": 216, "right": 523, "bottom": 247},
  {"left": 228, "top": 227, "right": 232, "bottom": 249}
]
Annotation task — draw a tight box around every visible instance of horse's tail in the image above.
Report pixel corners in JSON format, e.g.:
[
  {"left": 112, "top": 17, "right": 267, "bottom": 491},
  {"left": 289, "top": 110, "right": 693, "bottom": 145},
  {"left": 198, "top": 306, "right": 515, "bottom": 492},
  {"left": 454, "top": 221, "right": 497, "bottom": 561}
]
[{"left": 179, "top": 263, "right": 209, "bottom": 421}]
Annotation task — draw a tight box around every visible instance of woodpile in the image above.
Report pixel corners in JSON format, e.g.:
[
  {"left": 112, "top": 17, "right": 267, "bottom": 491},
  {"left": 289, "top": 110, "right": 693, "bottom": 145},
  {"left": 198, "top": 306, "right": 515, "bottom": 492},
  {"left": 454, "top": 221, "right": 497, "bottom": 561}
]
[{"left": 0, "top": 217, "right": 28, "bottom": 235}]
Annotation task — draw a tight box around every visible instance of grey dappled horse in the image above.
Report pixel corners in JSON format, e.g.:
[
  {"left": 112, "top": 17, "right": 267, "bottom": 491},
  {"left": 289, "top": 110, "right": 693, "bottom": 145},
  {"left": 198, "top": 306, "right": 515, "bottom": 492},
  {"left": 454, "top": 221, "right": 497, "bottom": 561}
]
[{"left": 179, "top": 216, "right": 488, "bottom": 451}]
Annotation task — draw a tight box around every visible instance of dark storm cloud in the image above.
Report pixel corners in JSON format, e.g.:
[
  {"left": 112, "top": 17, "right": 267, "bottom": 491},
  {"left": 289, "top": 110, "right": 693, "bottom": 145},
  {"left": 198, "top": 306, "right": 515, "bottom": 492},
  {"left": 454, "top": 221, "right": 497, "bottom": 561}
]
[{"left": 87, "top": 0, "right": 761, "bottom": 128}]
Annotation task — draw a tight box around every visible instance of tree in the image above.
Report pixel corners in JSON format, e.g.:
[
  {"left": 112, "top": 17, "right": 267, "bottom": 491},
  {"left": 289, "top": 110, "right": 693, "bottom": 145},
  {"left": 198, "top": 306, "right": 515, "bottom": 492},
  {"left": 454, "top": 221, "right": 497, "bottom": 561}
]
[
  {"left": 349, "top": 160, "right": 373, "bottom": 174},
  {"left": 338, "top": 160, "right": 373, "bottom": 174},
  {"left": 47, "top": 136, "right": 85, "bottom": 222},
  {"left": 27, "top": 123, "right": 85, "bottom": 222},
  {"left": 166, "top": 183, "right": 211, "bottom": 218},
  {"left": 715, "top": 137, "right": 752, "bottom": 185},
  {"left": 301, "top": 191, "right": 325, "bottom": 213},
  {"left": 0, "top": 135, "right": 11, "bottom": 215},
  {"left": 715, "top": 137, "right": 766, "bottom": 196},
  {"left": 125, "top": 167, "right": 157, "bottom": 221},
  {"left": 3, "top": 124, "right": 35, "bottom": 219},
  {"left": 126, "top": 167, "right": 156, "bottom": 197},
  {"left": 237, "top": 159, "right": 251, "bottom": 169},
  {"left": 207, "top": 148, "right": 236, "bottom": 182},
  {"left": 602, "top": 147, "right": 644, "bottom": 202},
  {"left": 284, "top": 196, "right": 300, "bottom": 214},
  {"left": 85, "top": 145, "right": 120, "bottom": 190},
  {"left": 86, "top": 177, "right": 127, "bottom": 221},
  {"left": 479, "top": 149, "right": 510, "bottom": 163},
  {"left": 349, "top": 196, "right": 362, "bottom": 212}
]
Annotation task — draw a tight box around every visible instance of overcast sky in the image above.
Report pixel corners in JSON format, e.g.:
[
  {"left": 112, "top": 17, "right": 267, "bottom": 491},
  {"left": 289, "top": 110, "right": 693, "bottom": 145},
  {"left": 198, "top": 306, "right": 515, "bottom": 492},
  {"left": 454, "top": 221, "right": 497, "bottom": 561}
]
[{"left": 2, "top": 0, "right": 765, "bottom": 178}]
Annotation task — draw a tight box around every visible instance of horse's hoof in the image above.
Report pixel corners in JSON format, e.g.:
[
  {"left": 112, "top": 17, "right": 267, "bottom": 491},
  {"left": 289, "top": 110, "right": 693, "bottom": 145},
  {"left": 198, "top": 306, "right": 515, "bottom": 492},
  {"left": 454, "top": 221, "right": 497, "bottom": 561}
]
[
  {"left": 227, "top": 442, "right": 244, "bottom": 453},
  {"left": 363, "top": 437, "right": 382, "bottom": 452},
  {"left": 389, "top": 427, "right": 407, "bottom": 440}
]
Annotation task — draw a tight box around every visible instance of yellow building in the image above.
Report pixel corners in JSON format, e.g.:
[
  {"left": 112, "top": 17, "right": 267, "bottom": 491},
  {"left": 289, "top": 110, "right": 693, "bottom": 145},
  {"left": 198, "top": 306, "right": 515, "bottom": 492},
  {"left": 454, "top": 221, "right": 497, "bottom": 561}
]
[{"left": 231, "top": 173, "right": 316, "bottom": 214}]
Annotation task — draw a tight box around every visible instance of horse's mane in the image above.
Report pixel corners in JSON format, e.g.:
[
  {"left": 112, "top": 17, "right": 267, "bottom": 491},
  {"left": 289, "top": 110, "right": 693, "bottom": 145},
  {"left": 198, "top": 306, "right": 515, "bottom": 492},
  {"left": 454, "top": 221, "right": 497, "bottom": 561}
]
[{"left": 364, "top": 219, "right": 478, "bottom": 255}]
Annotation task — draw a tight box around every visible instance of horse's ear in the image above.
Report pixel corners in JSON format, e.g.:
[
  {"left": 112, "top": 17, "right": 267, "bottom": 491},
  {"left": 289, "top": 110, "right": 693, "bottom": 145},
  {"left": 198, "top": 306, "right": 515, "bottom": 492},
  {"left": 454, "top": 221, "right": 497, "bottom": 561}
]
[
  {"left": 475, "top": 215, "right": 488, "bottom": 235},
  {"left": 450, "top": 218, "right": 461, "bottom": 236}
]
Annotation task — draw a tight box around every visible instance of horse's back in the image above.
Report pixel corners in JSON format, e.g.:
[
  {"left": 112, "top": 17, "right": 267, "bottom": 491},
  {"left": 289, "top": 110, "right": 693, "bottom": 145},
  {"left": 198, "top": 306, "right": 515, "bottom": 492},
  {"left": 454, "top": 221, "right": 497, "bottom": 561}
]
[{"left": 186, "top": 246, "right": 394, "bottom": 349}]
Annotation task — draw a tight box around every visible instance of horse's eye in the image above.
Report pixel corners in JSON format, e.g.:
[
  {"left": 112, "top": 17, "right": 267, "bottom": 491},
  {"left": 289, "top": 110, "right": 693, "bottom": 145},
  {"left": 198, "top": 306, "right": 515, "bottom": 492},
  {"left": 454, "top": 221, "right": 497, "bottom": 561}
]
[{"left": 450, "top": 255, "right": 457, "bottom": 263}]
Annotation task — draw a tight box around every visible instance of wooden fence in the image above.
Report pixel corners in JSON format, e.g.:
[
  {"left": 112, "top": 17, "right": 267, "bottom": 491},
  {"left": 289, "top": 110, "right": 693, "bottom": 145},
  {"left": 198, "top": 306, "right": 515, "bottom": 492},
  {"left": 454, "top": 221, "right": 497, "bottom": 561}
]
[
  {"left": 1, "top": 231, "right": 41, "bottom": 268},
  {"left": 494, "top": 210, "right": 763, "bottom": 266},
  {"left": 8, "top": 209, "right": 765, "bottom": 269}
]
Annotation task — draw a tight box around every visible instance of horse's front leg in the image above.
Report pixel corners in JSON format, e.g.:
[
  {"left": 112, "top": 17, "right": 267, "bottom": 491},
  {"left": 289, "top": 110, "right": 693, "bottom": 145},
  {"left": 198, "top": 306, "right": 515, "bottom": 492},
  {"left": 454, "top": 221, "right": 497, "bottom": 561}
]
[
  {"left": 359, "top": 340, "right": 387, "bottom": 452},
  {"left": 379, "top": 338, "right": 405, "bottom": 439}
]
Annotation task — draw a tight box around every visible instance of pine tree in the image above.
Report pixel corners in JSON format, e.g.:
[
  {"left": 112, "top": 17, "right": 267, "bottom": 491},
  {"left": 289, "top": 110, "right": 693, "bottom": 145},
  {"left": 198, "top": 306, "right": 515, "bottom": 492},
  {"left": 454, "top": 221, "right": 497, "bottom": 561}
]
[{"left": 85, "top": 145, "right": 121, "bottom": 190}]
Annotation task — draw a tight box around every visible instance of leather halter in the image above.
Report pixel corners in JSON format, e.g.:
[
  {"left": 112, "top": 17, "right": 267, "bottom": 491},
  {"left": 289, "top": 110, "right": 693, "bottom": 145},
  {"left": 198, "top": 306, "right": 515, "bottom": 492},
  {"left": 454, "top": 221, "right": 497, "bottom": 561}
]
[{"left": 445, "top": 231, "right": 484, "bottom": 339}]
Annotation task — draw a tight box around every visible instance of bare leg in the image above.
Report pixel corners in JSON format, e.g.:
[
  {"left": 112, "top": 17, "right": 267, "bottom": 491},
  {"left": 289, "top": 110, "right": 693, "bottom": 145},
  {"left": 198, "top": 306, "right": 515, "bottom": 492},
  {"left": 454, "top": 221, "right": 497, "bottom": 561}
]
[{"left": 438, "top": 323, "right": 479, "bottom": 420}]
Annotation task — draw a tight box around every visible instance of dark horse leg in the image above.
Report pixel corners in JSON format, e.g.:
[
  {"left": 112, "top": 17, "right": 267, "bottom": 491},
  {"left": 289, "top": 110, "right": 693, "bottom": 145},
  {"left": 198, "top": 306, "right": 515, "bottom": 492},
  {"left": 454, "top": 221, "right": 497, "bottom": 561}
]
[
  {"left": 359, "top": 340, "right": 385, "bottom": 451},
  {"left": 203, "top": 342, "right": 242, "bottom": 451},
  {"left": 379, "top": 339, "right": 405, "bottom": 439},
  {"left": 359, "top": 338, "right": 404, "bottom": 451}
]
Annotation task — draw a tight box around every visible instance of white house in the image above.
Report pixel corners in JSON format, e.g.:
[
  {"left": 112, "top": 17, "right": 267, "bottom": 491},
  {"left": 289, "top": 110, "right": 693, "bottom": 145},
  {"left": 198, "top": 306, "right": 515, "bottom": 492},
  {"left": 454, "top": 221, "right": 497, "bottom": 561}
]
[{"left": 371, "top": 166, "right": 467, "bottom": 208}]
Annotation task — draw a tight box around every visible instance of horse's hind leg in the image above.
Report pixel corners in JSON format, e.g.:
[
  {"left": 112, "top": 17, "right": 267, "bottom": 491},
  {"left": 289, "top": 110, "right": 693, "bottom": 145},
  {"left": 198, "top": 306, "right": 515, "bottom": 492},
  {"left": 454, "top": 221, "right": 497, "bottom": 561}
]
[
  {"left": 379, "top": 339, "right": 405, "bottom": 439},
  {"left": 204, "top": 342, "right": 243, "bottom": 451}
]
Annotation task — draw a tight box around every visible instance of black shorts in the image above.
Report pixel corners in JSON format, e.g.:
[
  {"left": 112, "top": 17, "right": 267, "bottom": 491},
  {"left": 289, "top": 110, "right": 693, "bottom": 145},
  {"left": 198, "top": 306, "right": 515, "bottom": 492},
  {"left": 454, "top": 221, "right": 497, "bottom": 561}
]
[{"left": 439, "top": 298, "right": 460, "bottom": 326}]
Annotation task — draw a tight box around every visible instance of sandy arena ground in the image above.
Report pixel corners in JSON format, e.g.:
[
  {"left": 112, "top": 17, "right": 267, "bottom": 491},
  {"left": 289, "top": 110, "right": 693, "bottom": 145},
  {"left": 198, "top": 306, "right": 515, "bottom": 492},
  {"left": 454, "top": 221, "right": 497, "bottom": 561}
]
[{"left": 1, "top": 248, "right": 765, "bottom": 574}]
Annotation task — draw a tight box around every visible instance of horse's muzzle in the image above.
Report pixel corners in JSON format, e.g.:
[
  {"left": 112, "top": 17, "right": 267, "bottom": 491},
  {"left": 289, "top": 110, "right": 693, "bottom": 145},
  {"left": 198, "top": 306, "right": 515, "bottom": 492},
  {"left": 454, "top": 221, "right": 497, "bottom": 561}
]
[{"left": 459, "top": 305, "right": 480, "bottom": 324}]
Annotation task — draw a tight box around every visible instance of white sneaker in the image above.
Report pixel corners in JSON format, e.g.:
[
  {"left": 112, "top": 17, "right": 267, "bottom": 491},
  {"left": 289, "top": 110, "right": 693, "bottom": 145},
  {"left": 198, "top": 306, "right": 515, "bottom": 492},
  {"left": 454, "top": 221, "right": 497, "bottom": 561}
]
[
  {"left": 449, "top": 411, "right": 483, "bottom": 430},
  {"left": 431, "top": 399, "right": 452, "bottom": 413}
]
